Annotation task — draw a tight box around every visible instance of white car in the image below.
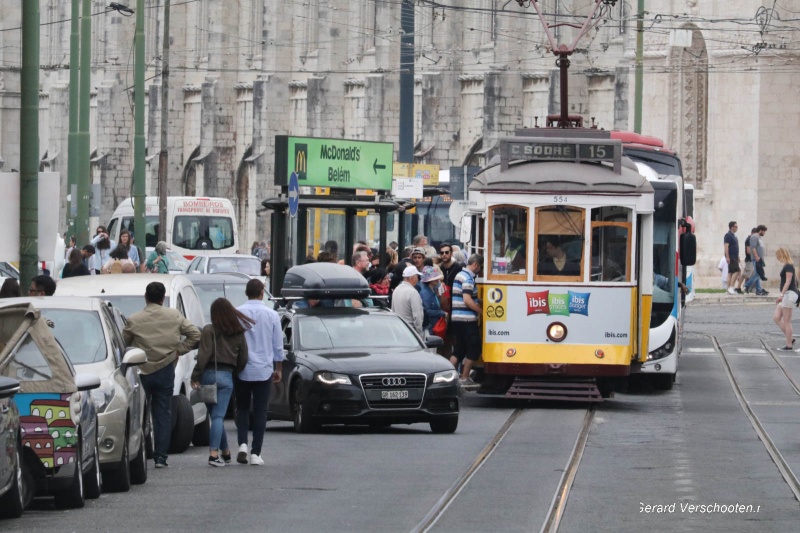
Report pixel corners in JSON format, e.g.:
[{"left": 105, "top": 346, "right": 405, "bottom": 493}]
[
  {"left": 185, "top": 254, "right": 263, "bottom": 279},
  {"left": 55, "top": 274, "right": 209, "bottom": 452}
]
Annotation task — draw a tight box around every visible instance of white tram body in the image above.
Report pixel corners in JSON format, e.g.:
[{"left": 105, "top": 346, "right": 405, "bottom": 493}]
[{"left": 462, "top": 133, "right": 655, "bottom": 398}]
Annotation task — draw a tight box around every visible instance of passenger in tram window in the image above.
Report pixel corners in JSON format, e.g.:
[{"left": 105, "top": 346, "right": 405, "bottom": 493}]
[{"left": 538, "top": 237, "right": 580, "bottom": 276}]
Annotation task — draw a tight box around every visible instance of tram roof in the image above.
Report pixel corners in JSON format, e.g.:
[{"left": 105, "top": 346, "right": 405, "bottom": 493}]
[{"left": 470, "top": 158, "right": 652, "bottom": 196}]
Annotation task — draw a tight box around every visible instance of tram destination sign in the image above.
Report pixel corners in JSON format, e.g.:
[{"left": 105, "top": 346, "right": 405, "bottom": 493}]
[
  {"left": 275, "top": 136, "right": 394, "bottom": 191},
  {"left": 501, "top": 137, "right": 622, "bottom": 174}
]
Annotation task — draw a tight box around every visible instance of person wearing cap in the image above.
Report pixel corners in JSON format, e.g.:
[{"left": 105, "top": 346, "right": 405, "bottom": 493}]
[
  {"left": 419, "top": 266, "right": 447, "bottom": 336},
  {"left": 410, "top": 247, "right": 427, "bottom": 271},
  {"left": 391, "top": 265, "right": 425, "bottom": 336}
]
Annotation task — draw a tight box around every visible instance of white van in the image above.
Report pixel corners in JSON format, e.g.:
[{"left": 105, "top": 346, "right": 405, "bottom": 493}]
[{"left": 107, "top": 197, "right": 239, "bottom": 258}]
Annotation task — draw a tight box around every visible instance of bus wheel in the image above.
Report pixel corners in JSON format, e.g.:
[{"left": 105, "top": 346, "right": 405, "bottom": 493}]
[{"left": 652, "top": 374, "right": 675, "bottom": 391}]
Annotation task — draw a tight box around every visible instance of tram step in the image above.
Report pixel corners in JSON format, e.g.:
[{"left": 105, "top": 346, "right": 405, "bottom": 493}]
[{"left": 505, "top": 378, "right": 603, "bottom": 403}]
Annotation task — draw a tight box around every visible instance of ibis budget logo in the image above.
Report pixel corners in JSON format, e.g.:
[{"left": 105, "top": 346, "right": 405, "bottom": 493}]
[
  {"left": 526, "top": 290, "right": 590, "bottom": 317},
  {"left": 485, "top": 287, "right": 506, "bottom": 321}
]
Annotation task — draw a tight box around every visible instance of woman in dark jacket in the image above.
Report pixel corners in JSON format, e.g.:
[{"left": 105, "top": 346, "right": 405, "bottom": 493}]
[
  {"left": 61, "top": 247, "right": 90, "bottom": 278},
  {"left": 191, "top": 298, "right": 254, "bottom": 466},
  {"left": 419, "top": 266, "right": 447, "bottom": 335}
]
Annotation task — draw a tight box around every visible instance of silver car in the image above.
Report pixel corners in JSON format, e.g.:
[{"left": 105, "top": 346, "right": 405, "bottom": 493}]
[{"left": 8, "top": 297, "right": 150, "bottom": 492}]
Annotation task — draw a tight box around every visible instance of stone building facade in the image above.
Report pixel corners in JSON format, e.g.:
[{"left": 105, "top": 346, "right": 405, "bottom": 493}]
[{"left": 0, "top": 1, "right": 797, "bottom": 287}]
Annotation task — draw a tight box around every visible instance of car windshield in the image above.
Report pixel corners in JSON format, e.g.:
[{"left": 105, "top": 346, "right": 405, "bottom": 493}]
[
  {"left": 297, "top": 314, "right": 422, "bottom": 351},
  {"left": 0, "top": 334, "right": 54, "bottom": 382},
  {"left": 207, "top": 257, "right": 261, "bottom": 276},
  {"left": 103, "top": 296, "right": 170, "bottom": 319},
  {"left": 40, "top": 309, "right": 108, "bottom": 365},
  {"left": 194, "top": 282, "right": 249, "bottom": 322},
  {"left": 166, "top": 251, "right": 190, "bottom": 271}
]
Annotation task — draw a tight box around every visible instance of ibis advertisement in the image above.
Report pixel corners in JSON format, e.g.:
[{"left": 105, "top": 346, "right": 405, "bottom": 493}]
[{"left": 483, "top": 285, "right": 633, "bottom": 345}]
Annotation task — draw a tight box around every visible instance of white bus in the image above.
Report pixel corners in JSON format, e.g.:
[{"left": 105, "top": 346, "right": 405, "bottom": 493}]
[{"left": 107, "top": 197, "right": 239, "bottom": 258}]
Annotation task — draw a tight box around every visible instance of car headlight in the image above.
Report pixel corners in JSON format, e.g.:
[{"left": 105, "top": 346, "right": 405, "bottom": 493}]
[
  {"left": 433, "top": 369, "right": 458, "bottom": 384},
  {"left": 314, "top": 372, "right": 352, "bottom": 386},
  {"left": 90, "top": 379, "right": 116, "bottom": 412}
]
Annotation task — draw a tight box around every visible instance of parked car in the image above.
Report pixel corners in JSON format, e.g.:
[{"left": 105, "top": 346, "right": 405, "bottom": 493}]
[
  {"left": 0, "top": 303, "right": 102, "bottom": 509},
  {"left": 0, "top": 376, "right": 29, "bottom": 518},
  {"left": 186, "top": 254, "right": 263, "bottom": 278},
  {"left": 3, "top": 297, "right": 150, "bottom": 492},
  {"left": 185, "top": 273, "right": 274, "bottom": 322},
  {"left": 56, "top": 274, "right": 208, "bottom": 451},
  {"left": 269, "top": 263, "right": 460, "bottom": 433}
]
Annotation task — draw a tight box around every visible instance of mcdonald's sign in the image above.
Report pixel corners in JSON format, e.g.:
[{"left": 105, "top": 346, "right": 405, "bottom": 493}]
[{"left": 274, "top": 135, "right": 394, "bottom": 191}]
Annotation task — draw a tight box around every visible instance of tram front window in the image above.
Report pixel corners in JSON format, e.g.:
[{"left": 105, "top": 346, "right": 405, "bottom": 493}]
[
  {"left": 535, "top": 207, "right": 583, "bottom": 280},
  {"left": 489, "top": 206, "right": 528, "bottom": 276}
]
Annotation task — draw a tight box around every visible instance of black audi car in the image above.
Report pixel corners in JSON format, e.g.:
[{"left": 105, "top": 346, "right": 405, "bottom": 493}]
[{"left": 268, "top": 263, "right": 460, "bottom": 433}]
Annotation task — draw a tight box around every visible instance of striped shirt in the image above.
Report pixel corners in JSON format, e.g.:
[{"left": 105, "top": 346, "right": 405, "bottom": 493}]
[{"left": 451, "top": 268, "right": 478, "bottom": 322}]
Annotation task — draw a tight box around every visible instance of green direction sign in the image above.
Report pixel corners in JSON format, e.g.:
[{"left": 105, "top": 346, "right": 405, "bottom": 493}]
[{"left": 274, "top": 136, "right": 394, "bottom": 191}]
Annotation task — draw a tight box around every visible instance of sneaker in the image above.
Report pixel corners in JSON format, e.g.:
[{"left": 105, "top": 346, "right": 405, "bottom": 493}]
[
  {"left": 778, "top": 346, "right": 795, "bottom": 351},
  {"left": 735, "top": 288, "right": 743, "bottom": 294},
  {"left": 250, "top": 454, "right": 264, "bottom": 466},
  {"left": 221, "top": 451, "right": 232, "bottom": 464},
  {"left": 208, "top": 456, "right": 226, "bottom": 467},
  {"left": 744, "top": 285, "right": 752, "bottom": 294},
  {"left": 459, "top": 377, "right": 478, "bottom": 388},
  {"left": 154, "top": 458, "right": 168, "bottom": 469},
  {"left": 757, "top": 290, "right": 769, "bottom": 296},
  {"left": 727, "top": 287, "right": 737, "bottom": 295},
  {"left": 237, "top": 443, "right": 249, "bottom": 464}
]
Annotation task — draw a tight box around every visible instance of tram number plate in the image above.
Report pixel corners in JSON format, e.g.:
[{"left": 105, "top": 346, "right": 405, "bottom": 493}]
[{"left": 381, "top": 390, "right": 409, "bottom": 400}]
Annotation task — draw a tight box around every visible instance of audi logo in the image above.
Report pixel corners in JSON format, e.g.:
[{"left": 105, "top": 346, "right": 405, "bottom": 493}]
[{"left": 381, "top": 377, "right": 407, "bottom": 387}]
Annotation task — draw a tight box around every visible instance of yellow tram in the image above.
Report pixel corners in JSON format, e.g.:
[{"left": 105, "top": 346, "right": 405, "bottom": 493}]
[{"left": 461, "top": 131, "right": 655, "bottom": 400}]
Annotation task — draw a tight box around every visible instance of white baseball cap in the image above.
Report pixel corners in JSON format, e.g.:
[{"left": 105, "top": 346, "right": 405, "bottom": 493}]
[{"left": 402, "top": 265, "right": 422, "bottom": 278}]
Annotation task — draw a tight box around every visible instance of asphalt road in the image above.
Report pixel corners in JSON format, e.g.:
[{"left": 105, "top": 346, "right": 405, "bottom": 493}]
[{"left": 5, "top": 299, "right": 800, "bottom": 532}]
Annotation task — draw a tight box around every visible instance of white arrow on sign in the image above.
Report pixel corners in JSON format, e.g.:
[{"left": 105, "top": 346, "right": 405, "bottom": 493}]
[{"left": 289, "top": 188, "right": 298, "bottom": 200}]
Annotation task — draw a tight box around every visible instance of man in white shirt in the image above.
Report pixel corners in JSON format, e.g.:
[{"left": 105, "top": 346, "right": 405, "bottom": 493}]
[
  {"left": 235, "top": 279, "right": 283, "bottom": 466},
  {"left": 391, "top": 265, "right": 425, "bottom": 336}
]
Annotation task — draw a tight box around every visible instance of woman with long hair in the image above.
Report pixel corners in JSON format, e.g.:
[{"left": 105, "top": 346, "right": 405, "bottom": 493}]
[
  {"left": 116, "top": 229, "right": 140, "bottom": 269},
  {"left": 774, "top": 247, "right": 799, "bottom": 350},
  {"left": 62, "top": 247, "right": 90, "bottom": 278},
  {"left": 191, "top": 298, "right": 254, "bottom": 466},
  {"left": 0, "top": 278, "right": 21, "bottom": 298}
]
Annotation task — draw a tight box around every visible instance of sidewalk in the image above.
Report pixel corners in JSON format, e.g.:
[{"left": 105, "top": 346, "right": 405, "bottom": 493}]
[{"left": 690, "top": 290, "right": 776, "bottom": 306}]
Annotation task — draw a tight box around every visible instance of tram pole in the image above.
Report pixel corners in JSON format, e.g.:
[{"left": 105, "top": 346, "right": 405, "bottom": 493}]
[
  {"left": 133, "top": 0, "right": 146, "bottom": 252},
  {"left": 634, "top": 0, "right": 644, "bottom": 134}
]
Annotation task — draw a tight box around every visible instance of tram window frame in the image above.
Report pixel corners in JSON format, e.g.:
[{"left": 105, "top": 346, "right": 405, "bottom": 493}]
[
  {"left": 590, "top": 206, "right": 632, "bottom": 283},
  {"left": 533, "top": 206, "right": 585, "bottom": 282},
  {"left": 487, "top": 205, "right": 528, "bottom": 281}
]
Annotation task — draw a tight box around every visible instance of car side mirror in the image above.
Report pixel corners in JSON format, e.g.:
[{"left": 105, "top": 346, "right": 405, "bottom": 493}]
[
  {"left": 0, "top": 376, "right": 21, "bottom": 399},
  {"left": 425, "top": 335, "right": 444, "bottom": 348},
  {"left": 75, "top": 373, "right": 101, "bottom": 392},
  {"left": 122, "top": 347, "right": 147, "bottom": 366}
]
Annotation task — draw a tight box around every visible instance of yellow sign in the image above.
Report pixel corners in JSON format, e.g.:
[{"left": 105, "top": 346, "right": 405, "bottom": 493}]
[
  {"left": 392, "top": 163, "right": 440, "bottom": 186},
  {"left": 485, "top": 286, "right": 507, "bottom": 322},
  {"left": 314, "top": 187, "right": 330, "bottom": 195}
]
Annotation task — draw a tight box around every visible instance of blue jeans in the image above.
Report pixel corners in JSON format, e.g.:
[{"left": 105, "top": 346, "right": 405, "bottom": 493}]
[
  {"left": 235, "top": 378, "right": 271, "bottom": 456},
  {"left": 744, "top": 269, "right": 763, "bottom": 293},
  {"left": 140, "top": 364, "right": 175, "bottom": 462},
  {"left": 201, "top": 369, "right": 234, "bottom": 452}
]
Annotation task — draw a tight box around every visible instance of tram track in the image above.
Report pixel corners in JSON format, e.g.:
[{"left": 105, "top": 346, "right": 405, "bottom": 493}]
[
  {"left": 710, "top": 335, "right": 800, "bottom": 502},
  {"left": 412, "top": 406, "right": 595, "bottom": 533}
]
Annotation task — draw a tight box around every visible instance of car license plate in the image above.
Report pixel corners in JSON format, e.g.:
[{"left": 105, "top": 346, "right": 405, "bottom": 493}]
[{"left": 381, "top": 390, "right": 408, "bottom": 400}]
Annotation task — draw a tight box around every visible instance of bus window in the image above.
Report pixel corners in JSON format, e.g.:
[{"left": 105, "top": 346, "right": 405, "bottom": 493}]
[
  {"left": 534, "top": 207, "right": 584, "bottom": 280},
  {"left": 590, "top": 207, "right": 632, "bottom": 282},
  {"left": 173, "top": 216, "right": 234, "bottom": 250},
  {"left": 489, "top": 206, "right": 528, "bottom": 278}
]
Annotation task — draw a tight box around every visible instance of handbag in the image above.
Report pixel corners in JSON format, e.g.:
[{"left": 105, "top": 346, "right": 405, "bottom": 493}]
[
  {"left": 432, "top": 316, "right": 448, "bottom": 338},
  {"left": 190, "top": 331, "right": 218, "bottom": 404}
]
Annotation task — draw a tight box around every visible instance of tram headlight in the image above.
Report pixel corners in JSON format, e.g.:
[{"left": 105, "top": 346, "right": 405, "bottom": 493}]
[
  {"left": 648, "top": 327, "right": 677, "bottom": 361},
  {"left": 546, "top": 322, "right": 567, "bottom": 343}
]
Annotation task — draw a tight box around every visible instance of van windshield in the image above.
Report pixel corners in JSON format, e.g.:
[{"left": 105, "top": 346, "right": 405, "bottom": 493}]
[
  {"left": 119, "top": 216, "right": 160, "bottom": 248},
  {"left": 173, "top": 216, "right": 235, "bottom": 251}
]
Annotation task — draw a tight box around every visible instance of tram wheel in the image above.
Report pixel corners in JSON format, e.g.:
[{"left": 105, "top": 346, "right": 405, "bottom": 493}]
[{"left": 652, "top": 373, "right": 675, "bottom": 391}]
